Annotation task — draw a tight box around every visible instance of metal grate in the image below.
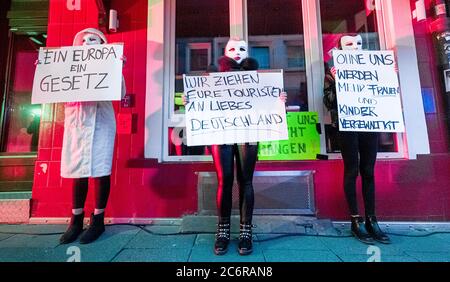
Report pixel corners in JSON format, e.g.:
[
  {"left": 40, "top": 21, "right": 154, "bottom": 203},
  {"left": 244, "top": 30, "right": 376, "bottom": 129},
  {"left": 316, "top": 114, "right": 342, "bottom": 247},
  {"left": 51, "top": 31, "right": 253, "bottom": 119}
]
[{"left": 197, "top": 171, "right": 315, "bottom": 216}]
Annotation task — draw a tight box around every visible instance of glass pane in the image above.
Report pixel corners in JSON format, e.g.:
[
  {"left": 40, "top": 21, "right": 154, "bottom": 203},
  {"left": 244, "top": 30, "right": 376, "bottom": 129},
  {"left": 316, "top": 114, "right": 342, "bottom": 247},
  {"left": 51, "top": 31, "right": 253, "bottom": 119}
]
[
  {"left": 251, "top": 47, "right": 270, "bottom": 69},
  {"left": 248, "top": 0, "right": 307, "bottom": 112},
  {"left": 320, "top": 0, "right": 397, "bottom": 153},
  {"left": 2, "top": 34, "right": 44, "bottom": 153},
  {"left": 171, "top": 0, "right": 229, "bottom": 156},
  {"left": 189, "top": 49, "right": 208, "bottom": 71}
]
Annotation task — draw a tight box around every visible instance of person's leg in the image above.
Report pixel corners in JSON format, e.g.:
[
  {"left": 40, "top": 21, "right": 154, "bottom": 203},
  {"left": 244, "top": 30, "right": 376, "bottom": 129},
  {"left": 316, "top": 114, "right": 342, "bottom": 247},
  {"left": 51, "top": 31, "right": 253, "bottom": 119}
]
[
  {"left": 340, "top": 131, "right": 360, "bottom": 216},
  {"left": 359, "top": 133, "right": 390, "bottom": 244},
  {"left": 235, "top": 143, "right": 258, "bottom": 255},
  {"left": 94, "top": 175, "right": 111, "bottom": 214},
  {"left": 79, "top": 175, "right": 111, "bottom": 244},
  {"left": 211, "top": 144, "right": 234, "bottom": 255},
  {"left": 358, "top": 132, "right": 378, "bottom": 217},
  {"left": 60, "top": 178, "right": 88, "bottom": 244},
  {"left": 235, "top": 143, "right": 257, "bottom": 225},
  {"left": 340, "top": 132, "right": 373, "bottom": 244}
]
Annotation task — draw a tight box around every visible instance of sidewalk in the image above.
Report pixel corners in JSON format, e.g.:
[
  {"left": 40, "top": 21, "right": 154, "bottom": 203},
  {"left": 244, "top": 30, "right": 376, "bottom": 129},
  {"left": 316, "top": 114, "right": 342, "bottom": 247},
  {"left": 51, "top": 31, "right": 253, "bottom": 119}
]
[{"left": 0, "top": 216, "right": 449, "bottom": 262}]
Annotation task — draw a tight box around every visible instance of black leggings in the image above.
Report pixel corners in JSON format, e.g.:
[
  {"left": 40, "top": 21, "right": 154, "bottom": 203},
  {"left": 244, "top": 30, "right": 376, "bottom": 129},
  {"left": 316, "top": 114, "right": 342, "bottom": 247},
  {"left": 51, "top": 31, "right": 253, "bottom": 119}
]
[
  {"left": 211, "top": 143, "right": 258, "bottom": 224},
  {"left": 339, "top": 132, "right": 378, "bottom": 216},
  {"left": 72, "top": 175, "right": 111, "bottom": 210}
]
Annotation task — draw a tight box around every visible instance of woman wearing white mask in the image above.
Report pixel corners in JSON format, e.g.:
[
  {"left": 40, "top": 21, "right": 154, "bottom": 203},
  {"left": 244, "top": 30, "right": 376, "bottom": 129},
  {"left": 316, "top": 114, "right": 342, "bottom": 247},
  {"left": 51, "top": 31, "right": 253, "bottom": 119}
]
[
  {"left": 184, "top": 38, "right": 287, "bottom": 255},
  {"left": 324, "top": 34, "right": 390, "bottom": 245},
  {"left": 59, "top": 28, "right": 126, "bottom": 245}
]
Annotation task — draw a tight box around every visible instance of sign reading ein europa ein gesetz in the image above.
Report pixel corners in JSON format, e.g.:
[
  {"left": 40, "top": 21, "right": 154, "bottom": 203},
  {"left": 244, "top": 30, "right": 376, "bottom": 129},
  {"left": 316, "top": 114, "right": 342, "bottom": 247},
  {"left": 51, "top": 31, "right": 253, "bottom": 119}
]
[
  {"left": 31, "top": 44, "right": 123, "bottom": 104},
  {"left": 183, "top": 70, "right": 288, "bottom": 146},
  {"left": 332, "top": 50, "right": 405, "bottom": 133}
]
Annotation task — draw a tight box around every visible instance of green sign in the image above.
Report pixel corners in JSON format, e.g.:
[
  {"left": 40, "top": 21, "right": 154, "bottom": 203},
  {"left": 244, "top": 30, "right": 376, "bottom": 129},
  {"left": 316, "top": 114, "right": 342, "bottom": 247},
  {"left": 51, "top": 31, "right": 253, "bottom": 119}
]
[{"left": 258, "top": 112, "right": 320, "bottom": 160}]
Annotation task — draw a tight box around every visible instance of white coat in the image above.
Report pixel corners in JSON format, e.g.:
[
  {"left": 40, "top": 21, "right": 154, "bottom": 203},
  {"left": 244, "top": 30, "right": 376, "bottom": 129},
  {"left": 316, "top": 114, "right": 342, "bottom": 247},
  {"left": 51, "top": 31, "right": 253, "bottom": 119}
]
[{"left": 60, "top": 28, "right": 126, "bottom": 178}]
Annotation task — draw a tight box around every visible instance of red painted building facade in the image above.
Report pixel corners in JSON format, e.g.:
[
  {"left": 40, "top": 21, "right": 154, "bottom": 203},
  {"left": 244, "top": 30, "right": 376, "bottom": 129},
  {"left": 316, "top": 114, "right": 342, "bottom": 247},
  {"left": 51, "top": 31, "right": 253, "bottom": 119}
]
[{"left": 1, "top": 0, "right": 449, "bottom": 222}]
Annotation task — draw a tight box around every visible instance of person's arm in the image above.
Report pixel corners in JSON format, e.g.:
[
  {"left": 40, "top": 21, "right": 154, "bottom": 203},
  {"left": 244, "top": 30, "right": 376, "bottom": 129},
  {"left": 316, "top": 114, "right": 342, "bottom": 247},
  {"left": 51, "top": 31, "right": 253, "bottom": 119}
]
[{"left": 323, "top": 73, "right": 337, "bottom": 111}]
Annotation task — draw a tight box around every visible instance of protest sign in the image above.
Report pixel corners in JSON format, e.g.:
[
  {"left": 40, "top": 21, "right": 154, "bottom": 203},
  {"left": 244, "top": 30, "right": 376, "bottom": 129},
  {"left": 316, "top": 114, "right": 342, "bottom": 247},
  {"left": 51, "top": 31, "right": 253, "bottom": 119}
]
[
  {"left": 332, "top": 49, "right": 405, "bottom": 132},
  {"left": 183, "top": 70, "right": 288, "bottom": 146},
  {"left": 31, "top": 44, "right": 123, "bottom": 104},
  {"left": 258, "top": 112, "right": 321, "bottom": 161}
]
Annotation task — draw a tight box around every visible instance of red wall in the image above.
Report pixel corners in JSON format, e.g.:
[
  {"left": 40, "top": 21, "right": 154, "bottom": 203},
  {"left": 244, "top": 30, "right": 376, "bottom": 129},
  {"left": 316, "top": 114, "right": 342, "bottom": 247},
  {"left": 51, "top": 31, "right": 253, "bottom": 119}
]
[{"left": 31, "top": 0, "right": 450, "bottom": 221}]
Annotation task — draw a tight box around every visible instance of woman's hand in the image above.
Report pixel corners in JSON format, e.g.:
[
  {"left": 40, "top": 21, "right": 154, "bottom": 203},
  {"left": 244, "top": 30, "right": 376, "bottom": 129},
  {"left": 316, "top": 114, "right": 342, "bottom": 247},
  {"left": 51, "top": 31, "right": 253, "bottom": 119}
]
[
  {"left": 182, "top": 94, "right": 189, "bottom": 106},
  {"left": 279, "top": 91, "right": 288, "bottom": 103},
  {"left": 330, "top": 66, "right": 337, "bottom": 78},
  {"left": 120, "top": 55, "right": 127, "bottom": 67}
]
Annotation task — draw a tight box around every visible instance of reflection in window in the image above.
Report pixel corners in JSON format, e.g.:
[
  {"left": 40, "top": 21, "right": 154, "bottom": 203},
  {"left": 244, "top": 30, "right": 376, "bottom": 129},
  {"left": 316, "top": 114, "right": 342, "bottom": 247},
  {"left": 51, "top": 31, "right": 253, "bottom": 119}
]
[
  {"left": 251, "top": 47, "right": 270, "bottom": 69},
  {"left": 248, "top": 0, "right": 307, "bottom": 111},
  {"left": 286, "top": 45, "right": 305, "bottom": 69},
  {"left": 170, "top": 0, "right": 229, "bottom": 156},
  {"left": 1, "top": 34, "right": 44, "bottom": 153},
  {"left": 320, "top": 0, "right": 397, "bottom": 153}
]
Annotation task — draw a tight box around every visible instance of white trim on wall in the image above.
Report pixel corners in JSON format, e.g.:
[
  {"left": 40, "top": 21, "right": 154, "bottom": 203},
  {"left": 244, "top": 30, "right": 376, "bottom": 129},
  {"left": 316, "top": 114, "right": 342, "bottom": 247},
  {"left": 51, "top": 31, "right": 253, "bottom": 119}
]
[{"left": 144, "top": 0, "right": 166, "bottom": 160}]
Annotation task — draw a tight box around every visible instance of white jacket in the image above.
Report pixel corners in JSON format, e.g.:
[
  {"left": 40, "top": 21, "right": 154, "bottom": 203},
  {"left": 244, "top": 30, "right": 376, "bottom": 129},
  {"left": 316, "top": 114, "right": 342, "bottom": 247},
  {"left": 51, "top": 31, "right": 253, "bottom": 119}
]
[{"left": 60, "top": 28, "right": 125, "bottom": 178}]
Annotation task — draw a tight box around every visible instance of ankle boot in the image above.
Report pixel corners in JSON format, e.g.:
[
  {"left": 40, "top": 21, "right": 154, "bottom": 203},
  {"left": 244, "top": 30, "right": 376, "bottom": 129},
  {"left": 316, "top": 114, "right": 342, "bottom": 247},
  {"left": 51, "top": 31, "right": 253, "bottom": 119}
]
[
  {"left": 350, "top": 216, "right": 374, "bottom": 245},
  {"left": 79, "top": 213, "right": 105, "bottom": 244},
  {"left": 365, "top": 215, "right": 391, "bottom": 244},
  {"left": 238, "top": 223, "right": 253, "bottom": 256},
  {"left": 60, "top": 212, "right": 85, "bottom": 244},
  {"left": 214, "top": 220, "right": 231, "bottom": 255}
]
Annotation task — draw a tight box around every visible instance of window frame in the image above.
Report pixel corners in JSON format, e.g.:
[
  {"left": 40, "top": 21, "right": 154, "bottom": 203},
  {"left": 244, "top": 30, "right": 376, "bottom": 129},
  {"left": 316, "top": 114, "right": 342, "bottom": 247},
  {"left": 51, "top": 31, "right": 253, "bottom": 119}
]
[{"left": 145, "top": 0, "right": 429, "bottom": 162}]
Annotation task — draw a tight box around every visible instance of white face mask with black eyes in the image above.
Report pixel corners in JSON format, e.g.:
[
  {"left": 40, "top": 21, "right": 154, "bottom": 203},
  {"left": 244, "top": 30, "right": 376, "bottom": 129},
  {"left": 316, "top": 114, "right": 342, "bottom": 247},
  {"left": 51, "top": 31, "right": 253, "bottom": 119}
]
[
  {"left": 82, "top": 34, "right": 102, "bottom": 46},
  {"left": 225, "top": 39, "right": 248, "bottom": 64},
  {"left": 340, "top": 35, "right": 363, "bottom": 50}
]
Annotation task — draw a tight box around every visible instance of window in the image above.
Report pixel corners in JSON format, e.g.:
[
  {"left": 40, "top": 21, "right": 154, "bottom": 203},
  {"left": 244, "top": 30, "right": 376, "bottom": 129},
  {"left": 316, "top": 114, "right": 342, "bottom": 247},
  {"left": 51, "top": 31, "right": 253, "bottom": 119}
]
[
  {"left": 248, "top": 0, "right": 308, "bottom": 111},
  {"left": 146, "top": 0, "right": 426, "bottom": 161},
  {"left": 168, "top": 0, "right": 230, "bottom": 158},
  {"left": 0, "top": 33, "right": 45, "bottom": 153}
]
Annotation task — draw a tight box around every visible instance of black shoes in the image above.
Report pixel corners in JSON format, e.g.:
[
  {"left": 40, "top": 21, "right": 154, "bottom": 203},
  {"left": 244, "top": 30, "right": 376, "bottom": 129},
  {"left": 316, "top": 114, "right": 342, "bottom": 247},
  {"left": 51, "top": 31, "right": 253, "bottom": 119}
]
[
  {"left": 350, "top": 216, "right": 374, "bottom": 245},
  {"left": 365, "top": 215, "right": 391, "bottom": 244},
  {"left": 238, "top": 223, "right": 253, "bottom": 256},
  {"left": 60, "top": 212, "right": 85, "bottom": 244},
  {"left": 79, "top": 213, "right": 106, "bottom": 244},
  {"left": 214, "top": 221, "right": 254, "bottom": 256},
  {"left": 214, "top": 222, "right": 231, "bottom": 255}
]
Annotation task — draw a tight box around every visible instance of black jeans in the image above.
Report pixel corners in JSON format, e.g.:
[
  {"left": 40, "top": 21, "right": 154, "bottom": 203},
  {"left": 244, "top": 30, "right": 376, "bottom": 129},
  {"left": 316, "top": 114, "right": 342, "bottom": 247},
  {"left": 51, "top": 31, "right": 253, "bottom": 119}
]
[
  {"left": 339, "top": 132, "right": 378, "bottom": 216},
  {"left": 211, "top": 143, "right": 258, "bottom": 224}
]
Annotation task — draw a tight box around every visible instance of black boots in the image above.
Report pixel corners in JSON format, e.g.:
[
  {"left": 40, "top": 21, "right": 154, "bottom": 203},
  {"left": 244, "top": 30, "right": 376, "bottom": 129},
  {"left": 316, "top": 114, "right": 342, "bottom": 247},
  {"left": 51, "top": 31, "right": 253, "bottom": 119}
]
[
  {"left": 365, "top": 215, "right": 391, "bottom": 244},
  {"left": 214, "top": 220, "right": 254, "bottom": 256},
  {"left": 350, "top": 216, "right": 374, "bottom": 245},
  {"left": 79, "top": 213, "right": 106, "bottom": 244},
  {"left": 60, "top": 212, "right": 85, "bottom": 244},
  {"left": 214, "top": 221, "right": 231, "bottom": 255},
  {"left": 238, "top": 223, "right": 253, "bottom": 256}
]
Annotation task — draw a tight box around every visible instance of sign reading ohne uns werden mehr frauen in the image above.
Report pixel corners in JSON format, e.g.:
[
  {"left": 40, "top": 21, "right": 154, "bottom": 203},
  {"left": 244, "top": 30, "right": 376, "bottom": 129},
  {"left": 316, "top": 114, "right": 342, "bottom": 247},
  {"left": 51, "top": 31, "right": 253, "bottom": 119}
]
[
  {"left": 332, "top": 49, "right": 405, "bottom": 132},
  {"left": 183, "top": 70, "right": 288, "bottom": 146},
  {"left": 31, "top": 44, "right": 123, "bottom": 104}
]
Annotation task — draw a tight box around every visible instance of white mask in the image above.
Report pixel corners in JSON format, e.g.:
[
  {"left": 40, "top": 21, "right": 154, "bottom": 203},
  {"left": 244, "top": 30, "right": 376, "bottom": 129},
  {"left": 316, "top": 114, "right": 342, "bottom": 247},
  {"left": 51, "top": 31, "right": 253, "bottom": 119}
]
[
  {"left": 82, "top": 33, "right": 102, "bottom": 46},
  {"left": 340, "top": 35, "right": 363, "bottom": 50},
  {"left": 225, "top": 39, "right": 248, "bottom": 64}
]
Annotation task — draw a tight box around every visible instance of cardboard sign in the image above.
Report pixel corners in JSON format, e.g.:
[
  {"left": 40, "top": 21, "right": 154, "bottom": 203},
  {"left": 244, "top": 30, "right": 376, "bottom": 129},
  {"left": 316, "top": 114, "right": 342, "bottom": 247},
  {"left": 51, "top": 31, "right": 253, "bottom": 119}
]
[
  {"left": 332, "top": 50, "right": 405, "bottom": 132},
  {"left": 31, "top": 44, "right": 124, "bottom": 104},
  {"left": 258, "top": 112, "right": 320, "bottom": 161},
  {"left": 183, "top": 70, "right": 288, "bottom": 146}
]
